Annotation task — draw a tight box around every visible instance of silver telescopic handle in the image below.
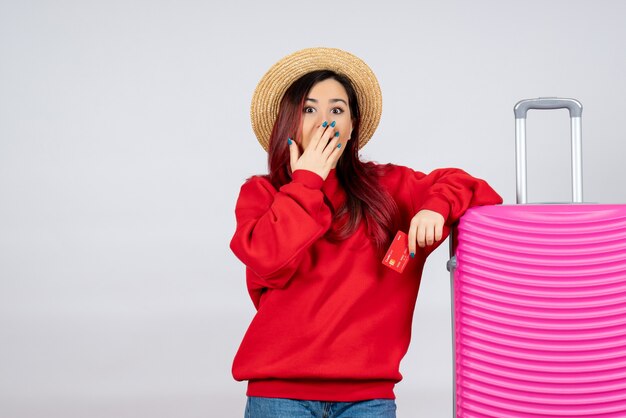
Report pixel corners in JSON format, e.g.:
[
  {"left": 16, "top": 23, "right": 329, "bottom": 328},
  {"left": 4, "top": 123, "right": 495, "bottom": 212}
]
[{"left": 513, "top": 98, "right": 583, "bottom": 204}]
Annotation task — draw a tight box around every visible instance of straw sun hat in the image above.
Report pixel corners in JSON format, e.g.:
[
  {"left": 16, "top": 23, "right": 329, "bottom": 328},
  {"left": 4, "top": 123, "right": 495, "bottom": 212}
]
[{"left": 250, "top": 47, "right": 382, "bottom": 151}]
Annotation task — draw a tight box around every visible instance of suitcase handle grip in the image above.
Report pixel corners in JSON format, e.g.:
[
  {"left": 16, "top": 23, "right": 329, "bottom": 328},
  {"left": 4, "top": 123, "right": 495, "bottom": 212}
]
[
  {"left": 513, "top": 97, "right": 583, "bottom": 204},
  {"left": 514, "top": 98, "right": 582, "bottom": 119}
]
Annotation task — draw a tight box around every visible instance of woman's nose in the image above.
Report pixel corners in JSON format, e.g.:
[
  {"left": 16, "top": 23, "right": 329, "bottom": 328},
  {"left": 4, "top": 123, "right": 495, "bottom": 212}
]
[{"left": 319, "top": 115, "right": 334, "bottom": 128}]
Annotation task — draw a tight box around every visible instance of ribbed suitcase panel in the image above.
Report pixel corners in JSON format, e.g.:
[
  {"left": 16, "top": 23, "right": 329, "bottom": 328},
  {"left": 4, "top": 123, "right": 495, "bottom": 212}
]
[{"left": 455, "top": 205, "right": 626, "bottom": 418}]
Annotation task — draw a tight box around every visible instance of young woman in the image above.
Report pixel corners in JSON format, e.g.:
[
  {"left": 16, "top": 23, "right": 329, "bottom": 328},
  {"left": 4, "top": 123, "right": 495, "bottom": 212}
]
[{"left": 230, "top": 47, "right": 502, "bottom": 418}]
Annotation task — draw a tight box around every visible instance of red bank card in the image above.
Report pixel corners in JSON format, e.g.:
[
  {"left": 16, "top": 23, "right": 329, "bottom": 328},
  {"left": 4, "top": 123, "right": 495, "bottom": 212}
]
[{"left": 382, "top": 231, "right": 410, "bottom": 273}]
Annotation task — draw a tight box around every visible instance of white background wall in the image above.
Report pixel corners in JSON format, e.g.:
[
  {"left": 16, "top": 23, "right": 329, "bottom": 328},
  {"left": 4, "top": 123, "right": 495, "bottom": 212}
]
[{"left": 2, "top": 1, "right": 626, "bottom": 417}]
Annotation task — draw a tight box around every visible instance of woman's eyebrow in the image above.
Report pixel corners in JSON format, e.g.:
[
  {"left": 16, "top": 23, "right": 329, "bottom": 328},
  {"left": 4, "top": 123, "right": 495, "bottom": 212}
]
[{"left": 305, "top": 98, "right": 348, "bottom": 105}]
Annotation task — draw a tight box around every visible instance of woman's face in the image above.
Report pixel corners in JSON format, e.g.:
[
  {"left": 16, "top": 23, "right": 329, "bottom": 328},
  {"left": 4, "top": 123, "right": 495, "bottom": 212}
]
[{"left": 298, "top": 78, "right": 353, "bottom": 152}]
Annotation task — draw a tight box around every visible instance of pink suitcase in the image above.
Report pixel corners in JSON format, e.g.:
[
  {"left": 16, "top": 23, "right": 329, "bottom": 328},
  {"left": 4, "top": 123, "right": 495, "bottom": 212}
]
[{"left": 448, "top": 98, "right": 626, "bottom": 417}]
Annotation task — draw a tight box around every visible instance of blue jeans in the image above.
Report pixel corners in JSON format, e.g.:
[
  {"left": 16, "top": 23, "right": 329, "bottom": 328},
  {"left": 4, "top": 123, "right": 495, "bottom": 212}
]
[{"left": 245, "top": 397, "right": 397, "bottom": 418}]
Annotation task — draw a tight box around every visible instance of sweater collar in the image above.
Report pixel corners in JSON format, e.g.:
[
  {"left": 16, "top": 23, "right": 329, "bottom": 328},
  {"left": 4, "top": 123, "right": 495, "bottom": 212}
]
[{"left": 322, "top": 169, "right": 344, "bottom": 210}]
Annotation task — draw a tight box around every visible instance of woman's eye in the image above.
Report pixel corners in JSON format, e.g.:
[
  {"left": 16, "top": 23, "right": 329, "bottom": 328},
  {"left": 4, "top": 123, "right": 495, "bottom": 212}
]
[
  {"left": 303, "top": 107, "right": 315, "bottom": 113},
  {"left": 331, "top": 108, "right": 344, "bottom": 114}
]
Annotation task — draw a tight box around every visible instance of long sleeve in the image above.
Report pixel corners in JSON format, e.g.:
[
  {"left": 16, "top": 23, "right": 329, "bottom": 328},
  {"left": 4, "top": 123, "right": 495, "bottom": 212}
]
[
  {"left": 230, "top": 170, "right": 333, "bottom": 302},
  {"left": 376, "top": 164, "right": 502, "bottom": 258},
  {"left": 406, "top": 167, "right": 503, "bottom": 224}
]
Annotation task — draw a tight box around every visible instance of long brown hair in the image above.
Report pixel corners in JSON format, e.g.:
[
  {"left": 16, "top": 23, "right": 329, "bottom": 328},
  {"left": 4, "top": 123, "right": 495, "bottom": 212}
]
[{"left": 266, "top": 70, "right": 399, "bottom": 253}]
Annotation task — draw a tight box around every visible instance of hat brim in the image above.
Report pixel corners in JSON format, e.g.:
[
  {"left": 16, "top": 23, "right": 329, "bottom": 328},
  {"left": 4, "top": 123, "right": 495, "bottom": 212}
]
[{"left": 250, "top": 47, "right": 382, "bottom": 151}]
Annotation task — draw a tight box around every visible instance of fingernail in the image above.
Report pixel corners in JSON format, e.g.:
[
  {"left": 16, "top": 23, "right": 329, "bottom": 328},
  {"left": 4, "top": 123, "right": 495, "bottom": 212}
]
[
  {"left": 322, "top": 121, "right": 328, "bottom": 127},
  {"left": 287, "top": 138, "right": 292, "bottom": 145},
  {"left": 337, "top": 143, "right": 341, "bottom": 148},
  {"left": 410, "top": 252, "right": 415, "bottom": 258},
  {"left": 334, "top": 132, "right": 340, "bottom": 137},
  {"left": 330, "top": 121, "right": 336, "bottom": 127}
]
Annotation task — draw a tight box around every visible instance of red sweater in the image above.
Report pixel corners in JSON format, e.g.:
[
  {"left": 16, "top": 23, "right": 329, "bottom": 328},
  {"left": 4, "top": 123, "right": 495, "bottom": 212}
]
[{"left": 230, "top": 163, "right": 502, "bottom": 401}]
